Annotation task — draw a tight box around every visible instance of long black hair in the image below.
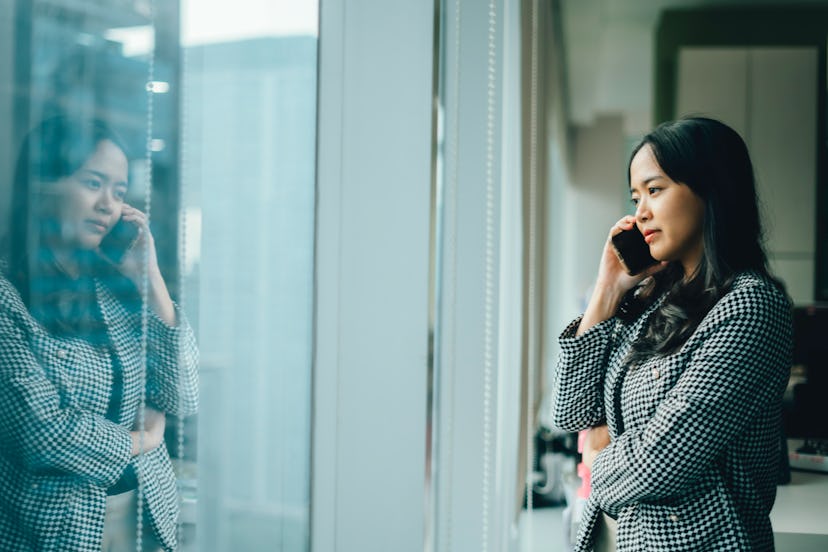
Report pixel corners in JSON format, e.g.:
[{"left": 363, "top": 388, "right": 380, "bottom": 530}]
[
  {"left": 7, "top": 116, "right": 138, "bottom": 340},
  {"left": 621, "top": 116, "right": 781, "bottom": 362}
]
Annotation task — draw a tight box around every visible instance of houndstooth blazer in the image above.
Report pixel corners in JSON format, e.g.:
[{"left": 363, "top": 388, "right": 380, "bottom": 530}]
[
  {"left": 0, "top": 269, "right": 198, "bottom": 551},
  {"left": 551, "top": 271, "right": 792, "bottom": 551}
]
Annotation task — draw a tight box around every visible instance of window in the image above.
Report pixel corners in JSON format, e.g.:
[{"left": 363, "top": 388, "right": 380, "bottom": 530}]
[{"left": 1, "top": 1, "right": 317, "bottom": 549}]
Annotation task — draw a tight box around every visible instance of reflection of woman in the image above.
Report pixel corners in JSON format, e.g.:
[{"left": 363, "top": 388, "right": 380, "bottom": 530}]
[
  {"left": 0, "top": 117, "right": 198, "bottom": 551},
  {"left": 552, "top": 118, "right": 792, "bottom": 551}
]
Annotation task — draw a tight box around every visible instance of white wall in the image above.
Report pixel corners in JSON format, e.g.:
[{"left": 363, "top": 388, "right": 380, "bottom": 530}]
[
  {"left": 560, "top": 0, "right": 656, "bottom": 135},
  {"left": 313, "top": 1, "right": 434, "bottom": 550},
  {"left": 544, "top": 114, "right": 628, "bottom": 400},
  {"left": 424, "top": 2, "right": 537, "bottom": 551},
  {"left": 566, "top": 115, "right": 628, "bottom": 310},
  {"left": 677, "top": 47, "right": 818, "bottom": 304},
  {"left": 749, "top": 48, "right": 818, "bottom": 304},
  {"left": 496, "top": 0, "right": 526, "bottom": 548}
]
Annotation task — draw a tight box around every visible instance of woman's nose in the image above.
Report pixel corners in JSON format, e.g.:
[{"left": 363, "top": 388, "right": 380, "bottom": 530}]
[
  {"left": 635, "top": 198, "right": 650, "bottom": 222},
  {"left": 94, "top": 189, "right": 115, "bottom": 214}
]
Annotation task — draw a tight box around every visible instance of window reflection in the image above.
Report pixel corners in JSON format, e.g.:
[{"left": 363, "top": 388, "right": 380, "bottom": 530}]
[
  {"left": 0, "top": 114, "right": 198, "bottom": 550},
  {"left": 1, "top": 0, "right": 318, "bottom": 550},
  {"left": 0, "top": 1, "right": 196, "bottom": 551},
  {"left": 183, "top": 9, "right": 318, "bottom": 552}
]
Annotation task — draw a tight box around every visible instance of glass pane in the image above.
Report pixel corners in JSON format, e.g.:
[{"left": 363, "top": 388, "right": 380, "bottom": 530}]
[
  {"left": 180, "top": 0, "right": 318, "bottom": 550},
  {"left": 1, "top": 1, "right": 196, "bottom": 551},
  {"left": 1, "top": 1, "right": 317, "bottom": 550}
]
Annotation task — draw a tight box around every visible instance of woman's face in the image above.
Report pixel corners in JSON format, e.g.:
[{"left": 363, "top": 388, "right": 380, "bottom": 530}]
[
  {"left": 50, "top": 139, "right": 129, "bottom": 251},
  {"left": 629, "top": 144, "right": 706, "bottom": 276}
]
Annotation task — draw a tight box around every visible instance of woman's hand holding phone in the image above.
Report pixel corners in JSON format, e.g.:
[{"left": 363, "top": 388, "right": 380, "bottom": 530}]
[
  {"left": 597, "top": 216, "right": 665, "bottom": 300},
  {"left": 105, "top": 204, "right": 177, "bottom": 326},
  {"left": 598, "top": 217, "right": 651, "bottom": 294},
  {"left": 112, "top": 205, "right": 158, "bottom": 285},
  {"left": 576, "top": 216, "right": 666, "bottom": 336}
]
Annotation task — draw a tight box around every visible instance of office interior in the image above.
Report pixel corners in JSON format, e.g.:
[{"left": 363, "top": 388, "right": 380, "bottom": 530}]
[{"left": 0, "top": 0, "right": 827, "bottom": 550}]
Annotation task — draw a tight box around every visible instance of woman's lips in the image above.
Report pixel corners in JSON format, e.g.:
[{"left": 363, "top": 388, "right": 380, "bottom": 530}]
[
  {"left": 643, "top": 229, "right": 659, "bottom": 244},
  {"left": 86, "top": 220, "right": 107, "bottom": 234}
]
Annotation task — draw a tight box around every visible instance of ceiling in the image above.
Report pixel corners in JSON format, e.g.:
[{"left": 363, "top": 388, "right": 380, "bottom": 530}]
[{"left": 560, "top": 0, "right": 828, "bottom": 134}]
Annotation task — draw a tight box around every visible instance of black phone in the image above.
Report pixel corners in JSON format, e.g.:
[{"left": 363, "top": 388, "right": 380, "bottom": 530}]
[
  {"left": 611, "top": 224, "right": 658, "bottom": 275},
  {"left": 99, "top": 218, "right": 139, "bottom": 264}
]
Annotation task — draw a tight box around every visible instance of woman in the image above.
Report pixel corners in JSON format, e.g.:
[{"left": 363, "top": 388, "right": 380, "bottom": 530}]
[
  {"left": 0, "top": 117, "right": 198, "bottom": 551},
  {"left": 551, "top": 117, "right": 792, "bottom": 551}
]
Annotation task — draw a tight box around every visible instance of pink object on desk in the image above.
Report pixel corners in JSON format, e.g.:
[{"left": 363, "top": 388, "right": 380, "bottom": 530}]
[{"left": 577, "top": 430, "right": 591, "bottom": 499}]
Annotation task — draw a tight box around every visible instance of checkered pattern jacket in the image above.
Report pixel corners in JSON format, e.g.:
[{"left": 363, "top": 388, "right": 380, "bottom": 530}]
[
  {"left": 551, "top": 271, "right": 792, "bottom": 551},
  {"left": 0, "top": 270, "right": 198, "bottom": 551}
]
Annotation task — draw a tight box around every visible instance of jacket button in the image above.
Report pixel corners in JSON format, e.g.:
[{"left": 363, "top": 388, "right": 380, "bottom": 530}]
[
  {"left": 652, "top": 368, "right": 660, "bottom": 379},
  {"left": 57, "top": 349, "right": 68, "bottom": 359},
  {"left": 669, "top": 514, "right": 679, "bottom": 522}
]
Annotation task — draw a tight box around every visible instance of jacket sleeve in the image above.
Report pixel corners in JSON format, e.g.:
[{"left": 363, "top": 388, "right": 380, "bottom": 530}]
[
  {"left": 144, "top": 304, "right": 199, "bottom": 417},
  {"left": 589, "top": 282, "right": 792, "bottom": 510},
  {"left": 549, "top": 316, "right": 617, "bottom": 431},
  {"left": 0, "top": 308, "right": 132, "bottom": 488}
]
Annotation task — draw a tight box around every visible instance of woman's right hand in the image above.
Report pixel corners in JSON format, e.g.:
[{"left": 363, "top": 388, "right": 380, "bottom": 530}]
[
  {"left": 576, "top": 216, "right": 666, "bottom": 336},
  {"left": 582, "top": 424, "right": 611, "bottom": 470},
  {"left": 597, "top": 216, "right": 664, "bottom": 297},
  {"left": 129, "top": 407, "right": 166, "bottom": 456}
]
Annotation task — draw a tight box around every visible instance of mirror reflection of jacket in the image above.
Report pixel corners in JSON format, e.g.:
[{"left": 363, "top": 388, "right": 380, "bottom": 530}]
[{"left": 0, "top": 269, "right": 198, "bottom": 551}]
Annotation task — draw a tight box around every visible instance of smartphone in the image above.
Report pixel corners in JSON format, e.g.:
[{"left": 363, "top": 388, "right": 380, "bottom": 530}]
[
  {"left": 99, "top": 218, "right": 139, "bottom": 264},
  {"left": 611, "top": 224, "right": 658, "bottom": 275}
]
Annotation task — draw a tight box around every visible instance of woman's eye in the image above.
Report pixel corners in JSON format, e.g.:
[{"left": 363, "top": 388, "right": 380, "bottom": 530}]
[
  {"left": 114, "top": 189, "right": 127, "bottom": 201},
  {"left": 648, "top": 187, "right": 661, "bottom": 195},
  {"left": 630, "top": 197, "right": 639, "bottom": 206},
  {"left": 82, "top": 179, "right": 101, "bottom": 190}
]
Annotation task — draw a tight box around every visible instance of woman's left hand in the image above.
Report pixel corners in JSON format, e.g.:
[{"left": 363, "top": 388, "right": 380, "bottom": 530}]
[
  {"left": 110, "top": 204, "right": 177, "bottom": 325},
  {"left": 583, "top": 424, "right": 611, "bottom": 470},
  {"left": 115, "top": 204, "right": 161, "bottom": 287}
]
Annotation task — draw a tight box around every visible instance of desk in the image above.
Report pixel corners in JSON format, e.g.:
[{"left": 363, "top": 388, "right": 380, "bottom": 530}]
[
  {"left": 523, "top": 468, "right": 828, "bottom": 552},
  {"left": 772, "top": 464, "right": 828, "bottom": 551},
  {"left": 772, "top": 469, "right": 828, "bottom": 534}
]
